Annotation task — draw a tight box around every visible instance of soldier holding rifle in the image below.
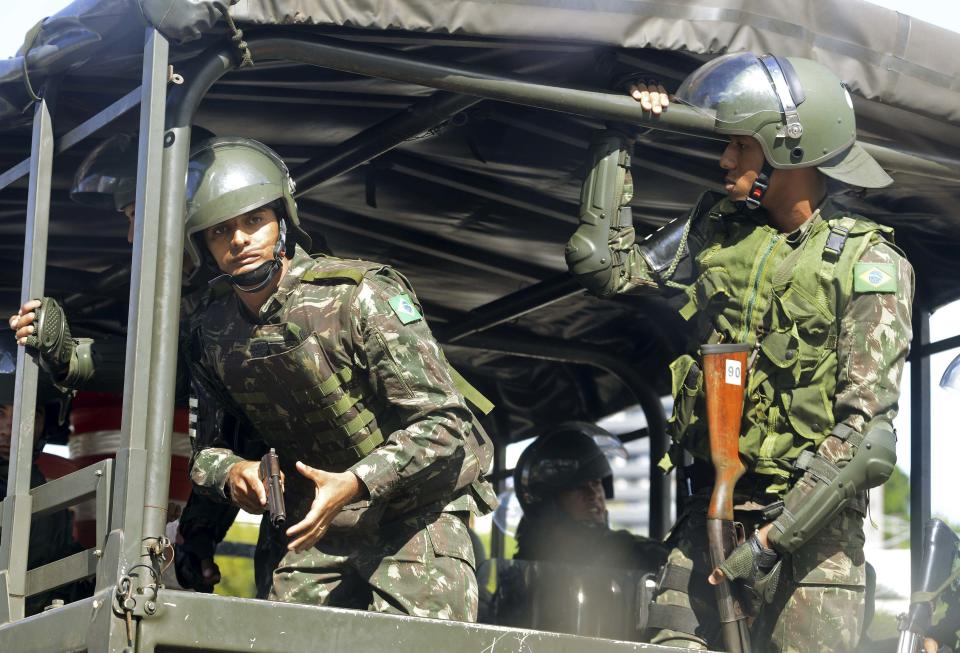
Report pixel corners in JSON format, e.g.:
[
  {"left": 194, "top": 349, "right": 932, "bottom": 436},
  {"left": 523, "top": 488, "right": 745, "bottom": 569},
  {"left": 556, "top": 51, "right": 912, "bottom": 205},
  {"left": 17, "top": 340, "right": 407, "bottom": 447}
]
[{"left": 565, "top": 53, "right": 913, "bottom": 651}]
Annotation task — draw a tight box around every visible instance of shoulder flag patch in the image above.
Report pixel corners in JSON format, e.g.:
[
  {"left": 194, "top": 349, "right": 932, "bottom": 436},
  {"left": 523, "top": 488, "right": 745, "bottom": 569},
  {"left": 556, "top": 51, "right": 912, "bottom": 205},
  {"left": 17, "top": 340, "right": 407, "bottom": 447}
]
[
  {"left": 853, "top": 262, "right": 897, "bottom": 293},
  {"left": 388, "top": 294, "right": 422, "bottom": 324}
]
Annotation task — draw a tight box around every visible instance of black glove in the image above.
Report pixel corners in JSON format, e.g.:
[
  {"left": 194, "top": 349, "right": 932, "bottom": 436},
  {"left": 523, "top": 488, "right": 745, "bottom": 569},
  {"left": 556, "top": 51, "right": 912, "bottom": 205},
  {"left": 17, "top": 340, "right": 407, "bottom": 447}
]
[
  {"left": 717, "top": 532, "right": 782, "bottom": 609},
  {"left": 22, "top": 297, "right": 75, "bottom": 380},
  {"left": 174, "top": 533, "right": 222, "bottom": 593}
]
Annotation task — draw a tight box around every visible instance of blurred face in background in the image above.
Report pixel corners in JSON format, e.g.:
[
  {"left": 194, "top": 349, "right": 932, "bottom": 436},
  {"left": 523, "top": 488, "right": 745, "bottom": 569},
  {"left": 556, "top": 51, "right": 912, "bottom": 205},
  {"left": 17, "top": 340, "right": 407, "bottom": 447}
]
[
  {"left": 556, "top": 478, "right": 608, "bottom": 526},
  {"left": 0, "top": 404, "right": 45, "bottom": 462}
]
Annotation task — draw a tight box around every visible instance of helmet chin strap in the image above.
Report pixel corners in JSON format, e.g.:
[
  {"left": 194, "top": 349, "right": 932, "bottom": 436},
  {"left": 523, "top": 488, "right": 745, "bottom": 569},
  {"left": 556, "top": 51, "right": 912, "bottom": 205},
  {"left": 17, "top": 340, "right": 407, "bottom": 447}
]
[
  {"left": 209, "top": 218, "right": 288, "bottom": 293},
  {"left": 744, "top": 160, "right": 774, "bottom": 210}
]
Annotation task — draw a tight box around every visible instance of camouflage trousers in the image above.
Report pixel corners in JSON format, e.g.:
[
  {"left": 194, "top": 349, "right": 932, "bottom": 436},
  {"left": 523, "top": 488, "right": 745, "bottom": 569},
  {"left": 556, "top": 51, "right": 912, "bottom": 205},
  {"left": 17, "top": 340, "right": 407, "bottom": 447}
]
[
  {"left": 649, "top": 500, "right": 866, "bottom": 653},
  {"left": 268, "top": 511, "right": 478, "bottom": 621}
]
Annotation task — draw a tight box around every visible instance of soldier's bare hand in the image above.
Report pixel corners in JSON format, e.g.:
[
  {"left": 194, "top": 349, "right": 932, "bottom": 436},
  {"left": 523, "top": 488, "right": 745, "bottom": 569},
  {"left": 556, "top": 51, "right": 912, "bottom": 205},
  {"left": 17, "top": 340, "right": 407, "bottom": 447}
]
[
  {"left": 286, "top": 462, "right": 362, "bottom": 553},
  {"left": 226, "top": 460, "right": 267, "bottom": 514},
  {"left": 923, "top": 638, "right": 940, "bottom": 653},
  {"left": 8, "top": 299, "right": 42, "bottom": 345},
  {"left": 627, "top": 81, "right": 670, "bottom": 114}
]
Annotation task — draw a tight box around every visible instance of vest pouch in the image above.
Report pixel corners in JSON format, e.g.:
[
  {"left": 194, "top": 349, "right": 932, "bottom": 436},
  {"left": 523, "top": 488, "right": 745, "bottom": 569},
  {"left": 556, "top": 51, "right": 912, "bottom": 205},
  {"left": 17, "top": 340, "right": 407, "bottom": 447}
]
[
  {"left": 784, "top": 385, "right": 834, "bottom": 443},
  {"left": 772, "top": 286, "right": 834, "bottom": 380},
  {"left": 667, "top": 354, "right": 703, "bottom": 444},
  {"left": 758, "top": 328, "right": 801, "bottom": 386}
]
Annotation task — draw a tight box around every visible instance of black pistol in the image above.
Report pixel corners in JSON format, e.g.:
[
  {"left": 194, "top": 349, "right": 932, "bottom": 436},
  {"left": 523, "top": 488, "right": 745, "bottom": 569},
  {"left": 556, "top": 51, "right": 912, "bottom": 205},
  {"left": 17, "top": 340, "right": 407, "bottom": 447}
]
[{"left": 259, "top": 448, "right": 286, "bottom": 529}]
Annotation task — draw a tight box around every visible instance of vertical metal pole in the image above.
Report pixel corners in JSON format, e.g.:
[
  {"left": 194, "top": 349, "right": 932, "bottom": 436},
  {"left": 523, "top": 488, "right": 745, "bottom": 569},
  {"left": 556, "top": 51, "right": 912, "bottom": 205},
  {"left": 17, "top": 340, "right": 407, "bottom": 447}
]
[
  {"left": 910, "top": 309, "right": 931, "bottom": 589},
  {"left": 111, "top": 27, "right": 170, "bottom": 570},
  {"left": 0, "top": 98, "right": 54, "bottom": 623},
  {"left": 649, "top": 418, "right": 670, "bottom": 540}
]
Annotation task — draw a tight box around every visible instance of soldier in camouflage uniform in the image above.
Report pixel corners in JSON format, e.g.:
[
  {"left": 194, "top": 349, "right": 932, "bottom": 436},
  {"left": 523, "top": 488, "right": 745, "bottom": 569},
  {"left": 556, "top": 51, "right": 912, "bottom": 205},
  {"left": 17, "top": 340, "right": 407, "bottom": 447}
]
[
  {"left": 183, "top": 137, "right": 497, "bottom": 620},
  {"left": 566, "top": 54, "right": 913, "bottom": 651},
  {"left": 5, "top": 131, "right": 269, "bottom": 595}
]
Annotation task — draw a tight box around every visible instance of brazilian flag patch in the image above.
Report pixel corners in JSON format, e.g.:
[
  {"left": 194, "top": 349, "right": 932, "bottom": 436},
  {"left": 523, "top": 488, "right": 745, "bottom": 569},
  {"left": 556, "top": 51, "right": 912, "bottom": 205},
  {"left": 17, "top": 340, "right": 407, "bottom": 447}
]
[
  {"left": 853, "top": 262, "right": 897, "bottom": 293},
  {"left": 388, "top": 294, "right": 422, "bottom": 324}
]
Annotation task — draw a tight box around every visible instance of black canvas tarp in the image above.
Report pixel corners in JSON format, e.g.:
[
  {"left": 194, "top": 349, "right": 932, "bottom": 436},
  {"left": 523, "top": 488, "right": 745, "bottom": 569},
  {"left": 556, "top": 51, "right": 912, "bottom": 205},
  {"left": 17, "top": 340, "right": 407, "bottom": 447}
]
[{"left": 4, "top": 0, "right": 960, "bottom": 127}]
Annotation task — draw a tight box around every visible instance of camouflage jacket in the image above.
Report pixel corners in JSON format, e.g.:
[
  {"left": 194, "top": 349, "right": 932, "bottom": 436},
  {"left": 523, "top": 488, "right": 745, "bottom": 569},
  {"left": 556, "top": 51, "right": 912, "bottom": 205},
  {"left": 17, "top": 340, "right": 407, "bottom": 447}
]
[
  {"left": 188, "top": 247, "right": 496, "bottom": 525},
  {"left": 590, "top": 194, "right": 913, "bottom": 501}
]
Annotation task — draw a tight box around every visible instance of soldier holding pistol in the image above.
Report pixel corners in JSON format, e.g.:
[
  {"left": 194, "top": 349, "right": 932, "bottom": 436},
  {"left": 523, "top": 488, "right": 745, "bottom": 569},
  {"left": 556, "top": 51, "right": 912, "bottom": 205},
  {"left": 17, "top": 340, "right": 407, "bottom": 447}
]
[
  {"left": 566, "top": 54, "right": 913, "bottom": 651},
  {"left": 183, "top": 137, "right": 496, "bottom": 620}
]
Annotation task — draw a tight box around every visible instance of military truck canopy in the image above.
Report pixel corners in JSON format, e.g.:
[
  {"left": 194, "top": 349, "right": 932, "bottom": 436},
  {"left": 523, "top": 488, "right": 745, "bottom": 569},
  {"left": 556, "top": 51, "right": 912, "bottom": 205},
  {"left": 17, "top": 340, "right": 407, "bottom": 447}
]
[{"left": 1, "top": 0, "right": 958, "bottom": 441}]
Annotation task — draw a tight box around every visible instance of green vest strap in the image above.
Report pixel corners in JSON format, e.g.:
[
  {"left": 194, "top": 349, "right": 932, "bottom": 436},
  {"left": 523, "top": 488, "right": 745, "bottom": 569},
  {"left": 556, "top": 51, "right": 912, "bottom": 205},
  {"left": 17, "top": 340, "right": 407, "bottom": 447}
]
[
  {"left": 302, "top": 268, "right": 365, "bottom": 284},
  {"left": 342, "top": 406, "right": 377, "bottom": 438},
  {"left": 448, "top": 365, "right": 494, "bottom": 415},
  {"left": 318, "top": 367, "right": 353, "bottom": 396}
]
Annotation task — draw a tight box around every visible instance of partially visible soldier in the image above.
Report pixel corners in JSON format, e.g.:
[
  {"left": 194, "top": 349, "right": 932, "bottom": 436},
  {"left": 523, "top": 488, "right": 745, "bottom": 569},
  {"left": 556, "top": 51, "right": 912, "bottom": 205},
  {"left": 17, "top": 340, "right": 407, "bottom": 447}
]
[
  {"left": 565, "top": 53, "right": 913, "bottom": 651},
  {"left": 5, "top": 131, "right": 276, "bottom": 596},
  {"left": 513, "top": 422, "right": 667, "bottom": 573},
  {"left": 184, "top": 136, "right": 496, "bottom": 619},
  {"left": 0, "top": 339, "right": 86, "bottom": 614}
]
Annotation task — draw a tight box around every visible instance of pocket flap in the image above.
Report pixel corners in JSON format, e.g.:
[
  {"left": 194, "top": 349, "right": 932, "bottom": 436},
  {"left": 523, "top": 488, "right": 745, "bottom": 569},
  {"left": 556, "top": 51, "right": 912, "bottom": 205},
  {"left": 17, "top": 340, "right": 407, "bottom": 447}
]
[
  {"left": 426, "top": 514, "right": 476, "bottom": 569},
  {"left": 759, "top": 330, "right": 800, "bottom": 370}
]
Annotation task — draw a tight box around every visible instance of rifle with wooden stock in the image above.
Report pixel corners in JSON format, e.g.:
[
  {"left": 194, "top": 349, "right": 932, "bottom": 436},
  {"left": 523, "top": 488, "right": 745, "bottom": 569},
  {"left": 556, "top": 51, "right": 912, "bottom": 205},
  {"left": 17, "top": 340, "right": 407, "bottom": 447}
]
[{"left": 702, "top": 343, "right": 753, "bottom": 653}]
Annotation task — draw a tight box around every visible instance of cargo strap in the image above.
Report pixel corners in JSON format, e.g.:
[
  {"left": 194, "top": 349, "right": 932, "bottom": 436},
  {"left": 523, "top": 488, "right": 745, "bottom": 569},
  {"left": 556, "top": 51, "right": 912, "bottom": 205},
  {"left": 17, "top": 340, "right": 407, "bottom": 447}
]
[
  {"left": 646, "top": 603, "right": 702, "bottom": 638},
  {"left": 657, "top": 563, "right": 693, "bottom": 593}
]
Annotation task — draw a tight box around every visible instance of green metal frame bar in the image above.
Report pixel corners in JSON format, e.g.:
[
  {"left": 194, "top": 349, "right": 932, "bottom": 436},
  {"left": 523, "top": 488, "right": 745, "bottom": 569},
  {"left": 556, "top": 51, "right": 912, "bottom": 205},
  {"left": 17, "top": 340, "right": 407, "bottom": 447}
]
[
  {"left": 0, "top": 87, "right": 142, "bottom": 193},
  {"left": 0, "top": 97, "right": 54, "bottom": 624},
  {"left": 0, "top": 588, "right": 704, "bottom": 653},
  {"left": 910, "top": 309, "right": 932, "bottom": 589},
  {"left": 111, "top": 27, "right": 172, "bottom": 579}
]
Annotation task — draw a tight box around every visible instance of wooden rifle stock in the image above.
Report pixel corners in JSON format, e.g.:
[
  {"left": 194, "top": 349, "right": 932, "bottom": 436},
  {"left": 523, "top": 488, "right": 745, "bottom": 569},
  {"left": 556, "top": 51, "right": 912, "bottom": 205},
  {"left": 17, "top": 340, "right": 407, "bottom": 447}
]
[{"left": 702, "top": 343, "right": 752, "bottom": 653}]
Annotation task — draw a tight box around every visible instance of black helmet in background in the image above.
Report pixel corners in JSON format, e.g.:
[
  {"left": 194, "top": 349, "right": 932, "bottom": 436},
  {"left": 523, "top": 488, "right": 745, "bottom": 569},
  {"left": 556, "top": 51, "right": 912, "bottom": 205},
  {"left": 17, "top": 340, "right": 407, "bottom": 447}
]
[
  {"left": 71, "top": 127, "right": 216, "bottom": 212},
  {"left": 513, "top": 422, "right": 618, "bottom": 515}
]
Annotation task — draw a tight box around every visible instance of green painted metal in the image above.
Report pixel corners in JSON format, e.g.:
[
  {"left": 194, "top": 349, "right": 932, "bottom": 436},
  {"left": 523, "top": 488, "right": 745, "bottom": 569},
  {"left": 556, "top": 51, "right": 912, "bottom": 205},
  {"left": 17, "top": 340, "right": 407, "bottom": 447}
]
[
  {"left": 114, "top": 26, "right": 171, "bottom": 581},
  {"left": 0, "top": 97, "right": 55, "bottom": 624},
  {"left": 25, "top": 549, "right": 99, "bottom": 598},
  {"left": 0, "top": 588, "right": 715, "bottom": 652},
  {"left": 29, "top": 459, "right": 111, "bottom": 517},
  {"left": 249, "top": 35, "right": 719, "bottom": 139},
  {"left": 0, "top": 88, "right": 143, "bottom": 193}
]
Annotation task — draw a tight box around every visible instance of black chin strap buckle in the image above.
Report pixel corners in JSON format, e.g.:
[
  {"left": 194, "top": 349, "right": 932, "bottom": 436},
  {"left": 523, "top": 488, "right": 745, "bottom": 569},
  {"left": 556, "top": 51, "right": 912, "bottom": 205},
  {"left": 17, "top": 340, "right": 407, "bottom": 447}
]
[
  {"left": 745, "top": 175, "right": 769, "bottom": 210},
  {"left": 745, "top": 162, "right": 774, "bottom": 211}
]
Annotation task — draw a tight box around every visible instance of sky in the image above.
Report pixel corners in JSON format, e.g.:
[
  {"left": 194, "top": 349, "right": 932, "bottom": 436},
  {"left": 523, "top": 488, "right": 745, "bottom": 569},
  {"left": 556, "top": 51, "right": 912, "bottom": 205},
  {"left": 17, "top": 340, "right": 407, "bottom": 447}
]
[{"left": 3, "top": 0, "right": 960, "bottom": 518}]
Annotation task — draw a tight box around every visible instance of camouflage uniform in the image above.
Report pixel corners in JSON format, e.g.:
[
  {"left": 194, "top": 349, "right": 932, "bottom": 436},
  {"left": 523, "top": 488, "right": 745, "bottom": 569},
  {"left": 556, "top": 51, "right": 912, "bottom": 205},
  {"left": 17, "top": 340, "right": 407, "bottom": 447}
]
[
  {"left": 593, "top": 195, "right": 913, "bottom": 652},
  {"left": 188, "top": 246, "right": 496, "bottom": 620}
]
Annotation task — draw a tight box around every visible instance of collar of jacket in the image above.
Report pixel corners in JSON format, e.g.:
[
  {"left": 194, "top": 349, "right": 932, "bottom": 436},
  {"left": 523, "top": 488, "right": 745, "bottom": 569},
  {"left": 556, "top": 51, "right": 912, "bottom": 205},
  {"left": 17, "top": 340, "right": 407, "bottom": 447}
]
[{"left": 256, "top": 245, "right": 315, "bottom": 322}]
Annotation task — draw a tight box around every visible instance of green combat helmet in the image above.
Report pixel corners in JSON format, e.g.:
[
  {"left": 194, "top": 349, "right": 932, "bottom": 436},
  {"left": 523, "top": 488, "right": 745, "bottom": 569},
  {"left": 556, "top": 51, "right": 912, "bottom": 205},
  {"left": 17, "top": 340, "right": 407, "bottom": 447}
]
[
  {"left": 184, "top": 137, "right": 312, "bottom": 292},
  {"left": 675, "top": 52, "right": 892, "bottom": 208}
]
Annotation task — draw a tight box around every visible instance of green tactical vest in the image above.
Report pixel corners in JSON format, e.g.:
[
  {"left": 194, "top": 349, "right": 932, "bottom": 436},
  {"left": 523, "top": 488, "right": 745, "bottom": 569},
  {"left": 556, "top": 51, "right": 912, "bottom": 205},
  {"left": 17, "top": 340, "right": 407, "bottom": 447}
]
[
  {"left": 664, "top": 195, "right": 894, "bottom": 496},
  {"left": 198, "top": 254, "right": 496, "bottom": 517}
]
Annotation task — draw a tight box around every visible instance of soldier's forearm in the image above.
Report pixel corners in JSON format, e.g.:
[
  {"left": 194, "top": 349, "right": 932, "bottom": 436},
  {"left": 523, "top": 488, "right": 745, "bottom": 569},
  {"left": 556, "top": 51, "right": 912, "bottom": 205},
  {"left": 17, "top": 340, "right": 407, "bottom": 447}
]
[{"left": 190, "top": 447, "right": 248, "bottom": 502}]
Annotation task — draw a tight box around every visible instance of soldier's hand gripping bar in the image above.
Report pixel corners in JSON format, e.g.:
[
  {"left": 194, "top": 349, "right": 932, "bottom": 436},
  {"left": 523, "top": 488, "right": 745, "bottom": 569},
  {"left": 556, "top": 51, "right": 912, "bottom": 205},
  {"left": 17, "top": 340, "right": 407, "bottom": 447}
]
[{"left": 260, "top": 448, "right": 286, "bottom": 529}]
